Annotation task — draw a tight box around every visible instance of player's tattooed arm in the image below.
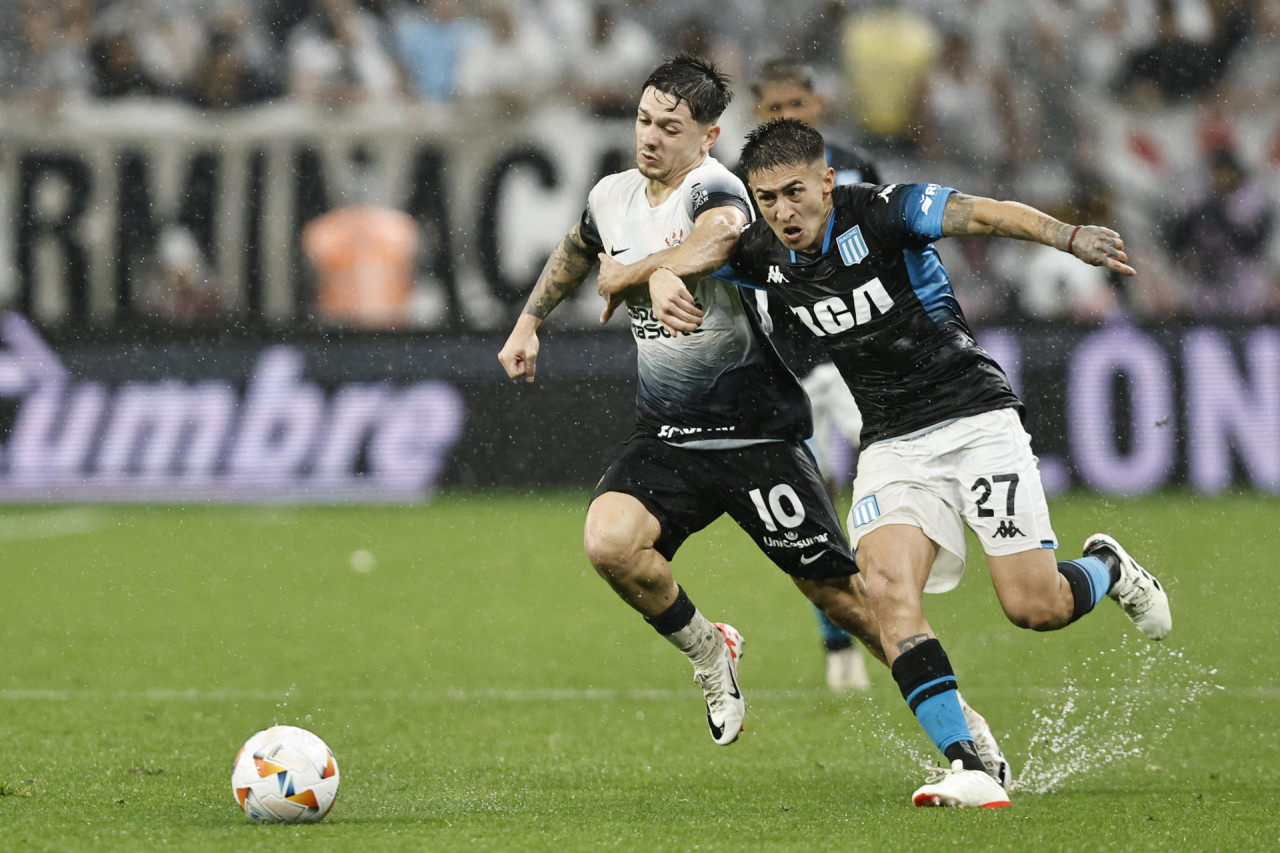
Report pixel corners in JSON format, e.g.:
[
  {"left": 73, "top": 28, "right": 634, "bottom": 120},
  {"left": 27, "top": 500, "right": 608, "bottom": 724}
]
[
  {"left": 940, "top": 193, "right": 1135, "bottom": 276},
  {"left": 498, "top": 225, "right": 596, "bottom": 383},
  {"left": 524, "top": 224, "right": 598, "bottom": 321}
]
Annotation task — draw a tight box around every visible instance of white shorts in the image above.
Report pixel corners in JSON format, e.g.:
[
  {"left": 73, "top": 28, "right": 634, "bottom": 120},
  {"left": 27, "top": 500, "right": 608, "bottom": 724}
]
[{"left": 846, "top": 408, "right": 1057, "bottom": 594}]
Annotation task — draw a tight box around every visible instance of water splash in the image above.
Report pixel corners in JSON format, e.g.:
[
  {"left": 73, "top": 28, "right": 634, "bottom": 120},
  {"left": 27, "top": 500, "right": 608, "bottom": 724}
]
[
  {"left": 858, "top": 708, "right": 936, "bottom": 774},
  {"left": 1015, "top": 634, "right": 1222, "bottom": 794}
]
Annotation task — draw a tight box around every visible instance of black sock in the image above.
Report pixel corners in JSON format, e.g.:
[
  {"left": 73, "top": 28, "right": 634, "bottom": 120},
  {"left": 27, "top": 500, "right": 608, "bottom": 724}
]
[
  {"left": 1057, "top": 560, "right": 1098, "bottom": 624},
  {"left": 891, "top": 639, "right": 983, "bottom": 772},
  {"left": 1085, "top": 543, "right": 1123, "bottom": 588},
  {"left": 644, "top": 586, "right": 696, "bottom": 635}
]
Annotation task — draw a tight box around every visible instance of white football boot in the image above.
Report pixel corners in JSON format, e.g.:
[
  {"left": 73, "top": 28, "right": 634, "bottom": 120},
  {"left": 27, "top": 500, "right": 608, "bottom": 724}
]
[
  {"left": 957, "top": 694, "right": 1013, "bottom": 789},
  {"left": 1084, "top": 533, "right": 1172, "bottom": 641},
  {"left": 694, "top": 623, "right": 745, "bottom": 745},
  {"left": 825, "top": 646, "right": 871, "bottom": 691},
  {"left": 912, "top": 760, "right": 1011, "bottom": 808}
]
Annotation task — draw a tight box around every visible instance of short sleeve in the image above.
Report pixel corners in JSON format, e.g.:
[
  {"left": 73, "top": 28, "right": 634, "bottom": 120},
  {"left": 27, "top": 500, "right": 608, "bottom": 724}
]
[
  {"left": 893, "top": 183, "right": 956, "bottom": 242},
  {"left": 687, "top": 166, "right": 752, "bottom": 222},
  {"left": 578, "top": 205, "right": 604, "bottom": 252}
]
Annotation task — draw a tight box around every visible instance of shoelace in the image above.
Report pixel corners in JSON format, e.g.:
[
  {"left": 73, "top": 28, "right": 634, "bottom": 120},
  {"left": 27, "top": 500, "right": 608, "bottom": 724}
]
[
  {"left": 694, "top": 663, "right": 730, "bottom": 714},
  {"left": 1118, "top": 568, "right": 1159, "bottom": 611}
]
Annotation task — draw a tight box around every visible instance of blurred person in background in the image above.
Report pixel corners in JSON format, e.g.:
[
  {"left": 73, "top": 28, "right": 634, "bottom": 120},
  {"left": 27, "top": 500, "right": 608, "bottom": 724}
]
[
  {"left": 90, "top": 27, "right": 170, "bottom": 98},
  {"left": 455, "top": 0, "right": 560, "bottom": 114},
  {"left": 0, "top": 0, "right": 93, "bottom": 109},
  {"left": 1110, "top": 0, "right": 1247, "bottom": 109},
  {"left": 907, "top": 28, "right": 1024, "bottom": 324},
  {"left": 562, "top": 1, "right": 659, "bottom": 119},
  {"left": 389, "top": 0, "right": 482, "bottom": 103},
  {"left": 1164, "top": 144, "right": 1277, "bottom": 320},
  {"left": 912, "top": 29, "right": 1022, "bottom": 196},
  {"left": 841, "top": 0, "right": 938, "bottom": 154},
  {"left": 287, "top": 0, "right": 403, "bottom": 107},
  {"left": 187, "top": 0, "right": 284, "bottom": 108},
  {"left": 737, "top": 58, "right": 880, "bottom": 692},
  {"left": 93, "top": 0, "right": 207, "bottom": 96},
  {"left": 139, "top": 223, "right": 223, "bottom": 325},
  {"left": 302, "top": 150, "right": 421, "bottom": 329},
  {"left": 186, "top": 7, "right": 284, "bottom": 110},
  {"left": 1218, "top": 0, "right": 1280, "bottom": 112}
]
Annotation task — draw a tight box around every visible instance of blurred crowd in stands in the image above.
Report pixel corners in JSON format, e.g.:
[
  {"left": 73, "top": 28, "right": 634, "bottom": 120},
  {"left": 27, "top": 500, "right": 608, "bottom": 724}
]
[{"left": 1, "top": 0, "right": 1278, "bottom": 328}]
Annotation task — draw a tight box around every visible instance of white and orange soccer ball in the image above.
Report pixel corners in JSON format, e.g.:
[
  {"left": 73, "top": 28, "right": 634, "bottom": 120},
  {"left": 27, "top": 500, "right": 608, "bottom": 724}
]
[{"left": 231, "top": 725, "right": 340, "bottom": 823}]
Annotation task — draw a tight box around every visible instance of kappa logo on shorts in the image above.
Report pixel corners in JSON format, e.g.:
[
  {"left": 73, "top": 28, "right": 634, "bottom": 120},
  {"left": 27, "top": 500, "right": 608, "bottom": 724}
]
[
  {"left": 993, "top": 520, "right": 1025, "bottom": 538},
  {"left": 851, "top": 495, "right": 880, "bottom": 528}
]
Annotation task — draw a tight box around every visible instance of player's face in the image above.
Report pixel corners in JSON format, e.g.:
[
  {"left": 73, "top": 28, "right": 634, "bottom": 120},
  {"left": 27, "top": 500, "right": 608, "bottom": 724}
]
[
  {"left": 749, "top": 159, "right": 836, "bottom": 254},
  {"left": 752, "top": 81, "right": 824, "bottom": 127},
  {"left": 634, "top": 87, "right": 719, "bottom": 183}
]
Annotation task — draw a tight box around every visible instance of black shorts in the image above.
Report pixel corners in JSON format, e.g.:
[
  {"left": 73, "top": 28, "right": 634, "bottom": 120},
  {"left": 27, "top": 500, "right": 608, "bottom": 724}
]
[{"left": 592, "top": 437, "right": 856, "bottom": 580}]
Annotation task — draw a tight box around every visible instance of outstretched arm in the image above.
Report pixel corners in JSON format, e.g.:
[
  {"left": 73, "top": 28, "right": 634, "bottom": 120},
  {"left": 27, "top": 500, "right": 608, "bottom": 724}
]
[
  {"left": 497, "top": 224, "right": 597, "bottom": 383},
  {"left": 940, "top": 193, "right": 1135, "bottom": 276},
  {"left": 597, "top": 204, "right": 748, "bottom": 329}
]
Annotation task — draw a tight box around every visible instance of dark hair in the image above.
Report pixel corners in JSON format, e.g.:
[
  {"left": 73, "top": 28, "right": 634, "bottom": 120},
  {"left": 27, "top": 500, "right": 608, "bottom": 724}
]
[
  {"left": 738, "top": 118, "right": 826, "bottom": 177},
  {"left": 641, "top": 54, "right": 733, "bottom": 124},
  {"left": 750, "top": 59, "right": 816, "bottom": 99}
]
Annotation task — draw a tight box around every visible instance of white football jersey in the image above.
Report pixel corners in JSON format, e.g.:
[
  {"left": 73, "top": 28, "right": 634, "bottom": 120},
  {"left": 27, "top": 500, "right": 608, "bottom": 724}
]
[{"left": 580, "top": 157, "right": 809, "bottom": 447}]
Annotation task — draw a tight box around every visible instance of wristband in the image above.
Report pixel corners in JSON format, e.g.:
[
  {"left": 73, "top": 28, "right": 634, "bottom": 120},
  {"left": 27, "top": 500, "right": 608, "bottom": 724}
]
[{"left": 1066, "top": 225, "right": 1081, "bottom": 254}]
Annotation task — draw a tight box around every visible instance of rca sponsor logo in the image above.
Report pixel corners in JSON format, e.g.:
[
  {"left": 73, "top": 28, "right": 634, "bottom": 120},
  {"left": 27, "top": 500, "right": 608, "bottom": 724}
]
[{"left": 0, "top": 314, "right": 465, "bottom": 502}]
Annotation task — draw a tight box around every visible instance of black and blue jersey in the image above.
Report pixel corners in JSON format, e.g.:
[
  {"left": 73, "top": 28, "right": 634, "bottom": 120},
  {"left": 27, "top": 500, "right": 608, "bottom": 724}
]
[
  {"left": 717, "top": 182, "right": 1022, "bottom": 446},
  {"left": 735, "top": 143, "right": 881, "bottom": 379}
]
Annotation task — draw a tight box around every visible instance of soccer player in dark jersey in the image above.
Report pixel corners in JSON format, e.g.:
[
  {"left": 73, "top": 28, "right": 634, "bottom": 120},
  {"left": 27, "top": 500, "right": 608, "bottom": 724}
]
[
  {"left": 690, "top": 117, "right": 1172, "bottom": 807},
  {"left": 498, "top": 59, "right": 1010, "bottom": 772},
  {"left": 738, "top": 59, "right": 883, "bottom": 692}
]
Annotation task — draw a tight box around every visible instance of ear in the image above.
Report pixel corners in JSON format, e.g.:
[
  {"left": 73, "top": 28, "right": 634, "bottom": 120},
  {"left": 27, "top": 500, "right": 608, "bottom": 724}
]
[
  {"left": 822, "top": 165, "right": 836, "bottom": 195},
  {"left": 702, "top": 123, "right": 722, "bottom": 155}
]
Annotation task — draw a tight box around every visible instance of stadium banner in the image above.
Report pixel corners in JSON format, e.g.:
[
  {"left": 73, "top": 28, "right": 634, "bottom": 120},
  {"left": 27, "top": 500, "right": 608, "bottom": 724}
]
[
  {"left": 3, "top": 101, "right": 1279, "bottom": 335},
  {"left": 0, "top": 102, "right": 636, "bottom": 333},
  {"left": 0, "top": 312, "right": 1275, "bottom": 501}
]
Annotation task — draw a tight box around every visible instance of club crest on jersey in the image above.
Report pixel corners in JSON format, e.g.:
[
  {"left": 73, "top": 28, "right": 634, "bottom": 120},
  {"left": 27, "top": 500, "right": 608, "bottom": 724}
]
[
  {"left": 836, "top": 225, "right": 869, "bottom": 266},
  {"left": 767, "top": 265, "right": 788, "bottom": 284}
]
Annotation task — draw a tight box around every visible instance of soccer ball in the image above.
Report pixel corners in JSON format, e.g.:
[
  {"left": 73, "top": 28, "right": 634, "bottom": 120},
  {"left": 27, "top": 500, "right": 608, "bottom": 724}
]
[{"left": 231, "top": 725, "right": 340, "bottom": 823}]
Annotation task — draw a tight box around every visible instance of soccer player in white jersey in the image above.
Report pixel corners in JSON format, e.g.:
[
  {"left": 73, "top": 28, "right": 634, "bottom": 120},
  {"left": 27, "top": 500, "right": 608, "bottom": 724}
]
[{"left": 498, "top": 57, "right": 1009, "bottom": 776}]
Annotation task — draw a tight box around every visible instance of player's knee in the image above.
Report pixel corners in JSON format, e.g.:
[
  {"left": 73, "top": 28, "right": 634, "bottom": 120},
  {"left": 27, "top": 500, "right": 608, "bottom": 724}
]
[{"left": 582, "top": 523, "right": 636, "bottom": 572}]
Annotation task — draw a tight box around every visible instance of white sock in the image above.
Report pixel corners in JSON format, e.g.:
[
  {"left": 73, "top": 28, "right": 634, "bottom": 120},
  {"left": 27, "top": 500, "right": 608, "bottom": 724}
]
[{"left": 661, "top": 611, "right": 722, "bottom": 670}]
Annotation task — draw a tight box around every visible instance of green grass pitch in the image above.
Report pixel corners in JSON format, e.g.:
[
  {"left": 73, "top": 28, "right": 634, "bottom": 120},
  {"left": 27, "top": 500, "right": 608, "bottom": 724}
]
[{"left": 1, "top": 492, "right": 1278, "bottom": 851}]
